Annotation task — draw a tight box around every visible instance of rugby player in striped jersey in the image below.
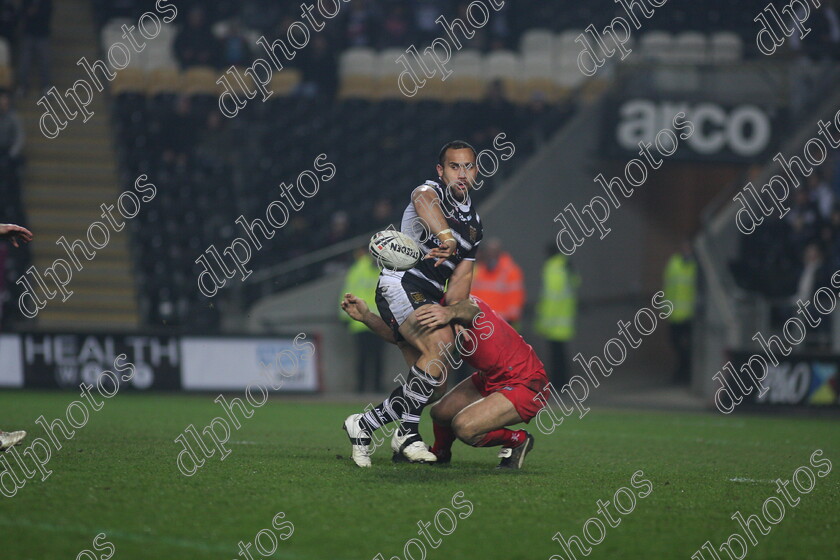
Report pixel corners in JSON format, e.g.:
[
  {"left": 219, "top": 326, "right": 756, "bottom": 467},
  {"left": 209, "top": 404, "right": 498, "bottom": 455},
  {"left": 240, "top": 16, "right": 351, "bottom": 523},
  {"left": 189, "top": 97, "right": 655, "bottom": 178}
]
[{"left": 343, "top": 140, "right": 484, "bottom": 466}]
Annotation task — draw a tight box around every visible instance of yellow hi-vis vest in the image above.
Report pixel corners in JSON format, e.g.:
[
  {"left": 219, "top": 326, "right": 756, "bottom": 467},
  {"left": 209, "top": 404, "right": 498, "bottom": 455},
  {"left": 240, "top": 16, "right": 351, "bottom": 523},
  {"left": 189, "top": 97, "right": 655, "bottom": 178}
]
[
  {"left": 663, "top": 254, "right": 697, "bottom": 323},
  {"left": 536, "top": 254, "right": 578, "bottom": 341},
  {"left": 340, "top": 255, "right": 381, "bottom": 334}
]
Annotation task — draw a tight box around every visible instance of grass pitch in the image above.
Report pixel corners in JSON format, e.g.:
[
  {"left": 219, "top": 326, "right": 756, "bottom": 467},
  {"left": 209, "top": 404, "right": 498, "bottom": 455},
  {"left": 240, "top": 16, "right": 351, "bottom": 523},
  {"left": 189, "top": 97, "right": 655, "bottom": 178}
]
[{"left": 0, "top": 391, "right": 837, "bottom": 560}]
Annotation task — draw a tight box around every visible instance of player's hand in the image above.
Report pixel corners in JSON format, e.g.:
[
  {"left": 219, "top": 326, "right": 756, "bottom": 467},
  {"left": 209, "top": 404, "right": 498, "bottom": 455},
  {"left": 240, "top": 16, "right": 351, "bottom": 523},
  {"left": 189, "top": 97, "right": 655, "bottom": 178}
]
[
  {"left": 415, "top": 304, "right": 454, "bottom": 329},
  {"left": 0, "top": 223, "right": 33, "bottom": 248},
  {"left": 453, "top": 323, "right": 475, "bottom": 346},
  {"left": 340, "top": 293, "right": 368, "bottom": 322},
  {"left": 424, "top": 239, "right": 456, "bottom": 267}
]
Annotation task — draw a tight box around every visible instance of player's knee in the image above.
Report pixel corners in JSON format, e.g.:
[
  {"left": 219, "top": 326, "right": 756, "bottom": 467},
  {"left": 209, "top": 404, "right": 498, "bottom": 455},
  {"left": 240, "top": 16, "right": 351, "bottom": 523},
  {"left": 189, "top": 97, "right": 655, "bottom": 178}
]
[{"left": 451, "top": 414, "right": 481, "bottom": 446}]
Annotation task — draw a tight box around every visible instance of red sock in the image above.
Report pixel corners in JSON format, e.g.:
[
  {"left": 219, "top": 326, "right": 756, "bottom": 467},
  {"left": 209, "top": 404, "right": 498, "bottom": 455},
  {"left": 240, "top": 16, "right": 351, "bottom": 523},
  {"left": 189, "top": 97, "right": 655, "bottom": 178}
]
[
  {"left": 431, "top": 422, "right": 456, "bottom": 456},
  {"left": 475, "top": 429, "right": 527, "bottom": 448}
]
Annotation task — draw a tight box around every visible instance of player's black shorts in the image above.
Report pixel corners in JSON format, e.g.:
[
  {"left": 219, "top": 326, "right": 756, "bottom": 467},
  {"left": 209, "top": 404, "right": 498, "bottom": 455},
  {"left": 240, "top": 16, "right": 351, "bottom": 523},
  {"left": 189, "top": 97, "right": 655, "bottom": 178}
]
[{"left": 375, "top": 273, "right": 442, "bottom": 342}]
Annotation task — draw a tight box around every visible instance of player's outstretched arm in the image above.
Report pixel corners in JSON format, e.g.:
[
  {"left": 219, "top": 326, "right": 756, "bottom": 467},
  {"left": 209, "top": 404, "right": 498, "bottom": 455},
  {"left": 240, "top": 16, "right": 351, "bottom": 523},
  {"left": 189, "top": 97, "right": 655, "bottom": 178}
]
[
  {"left": 444, "top": 259, "right": 473, "bottom": 305},
  {"left": 0, "top": 223, "right": 33, "bottom": 247},
  {"left": 411, "top": 186, "right": 457, "bottom": 267},
  {"left": 415, "top": 299, "right": 480, "bottom": 329},
  {"left": 340, "top": 293, "right": 398, "bottom": 344}
]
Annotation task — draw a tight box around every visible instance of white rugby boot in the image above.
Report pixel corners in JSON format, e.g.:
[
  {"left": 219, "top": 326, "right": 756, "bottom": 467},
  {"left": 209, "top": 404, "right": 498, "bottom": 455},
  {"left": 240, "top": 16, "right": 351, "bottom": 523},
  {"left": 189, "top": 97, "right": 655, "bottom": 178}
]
[
  {"left": 391, "top": 431, "right": 437, "bottom": 463},
  {"left": 0, "top": 430, "right": 26, "bottom": 451},
  {"left": 343, "top": 414, "right": 372, "bottom": 468}
]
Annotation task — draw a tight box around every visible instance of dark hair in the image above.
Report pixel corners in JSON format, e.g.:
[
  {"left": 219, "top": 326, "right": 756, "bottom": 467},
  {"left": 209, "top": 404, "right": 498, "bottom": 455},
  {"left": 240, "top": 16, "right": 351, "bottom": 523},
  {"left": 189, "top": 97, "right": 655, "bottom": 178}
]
[{"left": 438, "top": 140, "right": 476, "bottom": 165}]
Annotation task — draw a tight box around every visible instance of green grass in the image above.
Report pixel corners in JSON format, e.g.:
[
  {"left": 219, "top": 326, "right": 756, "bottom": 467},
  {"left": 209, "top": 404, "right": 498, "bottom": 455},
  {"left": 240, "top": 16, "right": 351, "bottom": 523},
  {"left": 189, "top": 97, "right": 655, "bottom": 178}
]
[{"left": 0, "top": 391, "right": 837, "bottom": 560}]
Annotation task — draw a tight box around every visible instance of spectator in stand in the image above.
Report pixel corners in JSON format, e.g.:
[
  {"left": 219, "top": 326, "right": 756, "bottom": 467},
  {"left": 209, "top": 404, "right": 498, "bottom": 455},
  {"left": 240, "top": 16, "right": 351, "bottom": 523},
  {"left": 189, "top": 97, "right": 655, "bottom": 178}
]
[
  {"left": 380, "top": 4, "right": 412, "bottom": 48},
  {"left": 174, "top": 6, "right": 220, "bottom": 69},
  {"left": 787, "top": 189, "right": 822, "bottom": 250},
  {"left": 808, "top": 170, "right": 834, "bottom": 220},
  {"left": 295, "top": 35, "right": 338, "bottom": 98},
  {"left": 0, "top": 90, "right": 24, "bottom": 190},
  {"left": 219, "top": 19, "right": 252, "bottom": 67},
  {"left": 16, "top": 0, "right": 52, "bottom": 97},
  {"left": 826, "top": 205, "right": 840, "bottom": 270},
  {"left": 344, "top": 0, "right": 380, "bottom": 48},
  {"left": 0, "top": 90, "right": 23, "bottom": 162},
  {"left": 794, "top": 0, "right": 840, "bottom": 60},
  {"left": 794, "top": 243, "right": 832, "bottom": 303},
  {"left": 793, "top": 243, "right": 833, "bottom": 346},
  {"left": 0, "top": 0, "right": 17, "bottom": 44},
  {"left": 488, "top": 0, "right": 511, "bottom": 50},
  {"left": 829, "top": 151, "right": 840, "bottom": 200},
  {"left": 819, "top": 220, "right": 837, "bottom": 268},
  {"left": 471, "top": 238, "right": 525, "bottom": 327},
  {"left": 412, "top": 0, "right": 446, "bottom": 44},
  {"left": 454, "top": 1, "right": 488, "bottom": 50}
]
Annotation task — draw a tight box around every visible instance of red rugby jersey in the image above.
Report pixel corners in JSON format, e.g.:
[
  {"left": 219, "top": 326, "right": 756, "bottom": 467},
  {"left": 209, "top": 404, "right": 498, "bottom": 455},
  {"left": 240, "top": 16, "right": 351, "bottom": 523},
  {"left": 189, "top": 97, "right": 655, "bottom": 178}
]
[{"left": 460, "top": 296, "right": 546, "bottom": 390}]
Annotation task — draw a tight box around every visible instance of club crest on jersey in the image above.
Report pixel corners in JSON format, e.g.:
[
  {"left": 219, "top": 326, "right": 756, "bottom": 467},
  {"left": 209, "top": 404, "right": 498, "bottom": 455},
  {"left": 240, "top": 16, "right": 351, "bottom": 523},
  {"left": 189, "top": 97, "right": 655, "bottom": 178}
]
[
  {"left": 410, "top": 292, "right": 425, "bottom": 304},
  {"left": 469, "top": 226, "right": 477, "bottom": 242}
]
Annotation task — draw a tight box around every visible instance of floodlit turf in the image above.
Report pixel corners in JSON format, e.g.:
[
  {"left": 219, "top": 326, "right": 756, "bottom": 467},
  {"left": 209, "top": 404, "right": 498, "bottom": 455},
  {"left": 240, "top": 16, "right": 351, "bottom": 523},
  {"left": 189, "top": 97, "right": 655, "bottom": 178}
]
[{"left": 0, "top": 391, "right": 837, "bottom": 560}]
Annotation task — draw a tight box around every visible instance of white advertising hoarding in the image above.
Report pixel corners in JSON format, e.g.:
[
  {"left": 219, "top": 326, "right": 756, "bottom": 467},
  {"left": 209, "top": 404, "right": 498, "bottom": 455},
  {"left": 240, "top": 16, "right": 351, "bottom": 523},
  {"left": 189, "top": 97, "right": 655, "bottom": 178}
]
[
  {"left": 0, "top": 335, "right": 23, "bottom": 387},
  {"left": 180, "top": 334, "right": 319, "bottom": 392}
]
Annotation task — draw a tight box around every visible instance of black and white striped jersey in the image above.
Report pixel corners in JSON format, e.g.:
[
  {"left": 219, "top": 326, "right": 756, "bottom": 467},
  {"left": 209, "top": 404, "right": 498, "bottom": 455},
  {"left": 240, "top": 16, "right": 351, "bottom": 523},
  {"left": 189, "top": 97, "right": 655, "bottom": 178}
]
[{"left": 382, "top": 179, "right": 483, "bottom": 299}]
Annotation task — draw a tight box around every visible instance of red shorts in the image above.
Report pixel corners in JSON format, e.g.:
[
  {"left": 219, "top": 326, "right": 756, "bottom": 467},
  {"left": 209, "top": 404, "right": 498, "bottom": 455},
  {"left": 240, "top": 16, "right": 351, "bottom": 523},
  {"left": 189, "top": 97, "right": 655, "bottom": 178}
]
[{"left": 470, "top": 371, "right": 551, "bottom": 423}]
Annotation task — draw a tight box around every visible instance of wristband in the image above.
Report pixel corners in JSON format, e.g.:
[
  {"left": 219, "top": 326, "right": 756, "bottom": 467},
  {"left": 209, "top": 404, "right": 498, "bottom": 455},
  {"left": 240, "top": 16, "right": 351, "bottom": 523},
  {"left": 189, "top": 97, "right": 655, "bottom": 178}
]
[{"left": 437, "top": 228, "right": 456, "bottom": 248}]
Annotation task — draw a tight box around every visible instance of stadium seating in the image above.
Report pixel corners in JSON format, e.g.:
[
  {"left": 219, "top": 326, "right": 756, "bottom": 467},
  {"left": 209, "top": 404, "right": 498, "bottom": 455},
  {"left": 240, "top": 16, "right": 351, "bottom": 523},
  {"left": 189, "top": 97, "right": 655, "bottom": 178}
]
[
  {"left": 338, "top": 47, "right": 376, "bottom": 99},
  {"left": 91, "top": 0, "right": 768, "bottom": 328},
  {"left": 107, "top": 82, "right": 573, "bottom": 327},
  {"left": 710, "top": 32, "right": 744, "bottom": 63},
  {"left": 520, "top": 29, "right": 554, "bottom": 56}
]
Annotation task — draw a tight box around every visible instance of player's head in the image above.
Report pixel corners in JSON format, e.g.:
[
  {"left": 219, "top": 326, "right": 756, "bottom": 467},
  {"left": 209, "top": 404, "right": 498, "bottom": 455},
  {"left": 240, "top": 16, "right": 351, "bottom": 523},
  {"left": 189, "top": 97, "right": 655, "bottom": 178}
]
[{"left": 436, "top": 140, "right": 478, "bottom": 202}]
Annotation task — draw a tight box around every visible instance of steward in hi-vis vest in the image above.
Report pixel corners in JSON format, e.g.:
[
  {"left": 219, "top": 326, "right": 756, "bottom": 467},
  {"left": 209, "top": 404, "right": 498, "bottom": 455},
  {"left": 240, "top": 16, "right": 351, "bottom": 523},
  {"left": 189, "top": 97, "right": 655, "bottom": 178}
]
[
  {"left": 537, "top": 252, "right": 579, "bottom": 386},
  {"left": 663, "top": 244, "right": 697, "bottom": 385}
]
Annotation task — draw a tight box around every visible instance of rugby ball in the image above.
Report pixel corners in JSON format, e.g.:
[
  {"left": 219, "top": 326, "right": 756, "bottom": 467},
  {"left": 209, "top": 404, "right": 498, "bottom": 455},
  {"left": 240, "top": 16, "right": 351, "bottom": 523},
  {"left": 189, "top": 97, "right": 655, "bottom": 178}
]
[{"left": 369, "top": 230, "right": 422, "bottom": 271}]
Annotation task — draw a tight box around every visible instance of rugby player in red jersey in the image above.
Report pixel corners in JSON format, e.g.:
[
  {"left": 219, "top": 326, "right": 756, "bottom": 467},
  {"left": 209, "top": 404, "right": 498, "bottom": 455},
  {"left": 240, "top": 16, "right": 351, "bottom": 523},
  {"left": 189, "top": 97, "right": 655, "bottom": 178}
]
[{"left": 341, "top": 292, "right": 550, "bottom": 469}]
